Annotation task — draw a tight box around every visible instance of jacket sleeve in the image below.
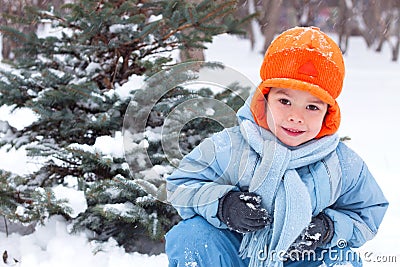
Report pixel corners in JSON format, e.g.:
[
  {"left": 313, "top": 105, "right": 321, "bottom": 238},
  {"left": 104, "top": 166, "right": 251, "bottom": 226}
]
[
  {"left": 166, "top": 130, "right": 239, "bottom": 228},
  {"left": 324, "top": 143, "right": 389, "bottom": 248}
]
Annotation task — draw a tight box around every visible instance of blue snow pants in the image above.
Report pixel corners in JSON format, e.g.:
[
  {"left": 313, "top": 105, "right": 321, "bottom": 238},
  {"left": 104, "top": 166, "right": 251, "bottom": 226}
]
[{"left": 165, "top": 216, "right": 363, "bottom": 267}]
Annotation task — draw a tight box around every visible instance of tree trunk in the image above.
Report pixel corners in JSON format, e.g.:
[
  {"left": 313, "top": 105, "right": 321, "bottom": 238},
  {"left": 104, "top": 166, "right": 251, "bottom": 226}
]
[
  {"left": 259, "top": 0, "right": 283, "bottom": 53},
  {"left": 178, "top": 0, "right": 205, "bottom": 62},
  {"left": 392, "top": 5, "right": 400, "bottom": 61},
  {"left": 375, "top": 11, "right": 391, "bottom": 53},
  {"left": 337, "top": 0, "right": 349, "bottom": 53}
]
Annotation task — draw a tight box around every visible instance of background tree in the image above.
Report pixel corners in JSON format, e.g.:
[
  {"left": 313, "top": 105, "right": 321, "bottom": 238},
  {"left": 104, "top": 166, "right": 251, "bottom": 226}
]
[
  {"left": 3, "top": 0, "right": 400, "bottom": 62},
  {"left": 372, "top": 0, "right": 400, "bottom": 61},
  {"left": 230, "top": 0, "right": 400, "bottom": 61},
  {"left": 0, "top": 0, "right": 66, "bottom": 60},
  {"left": 0, "top": 0, "right": 252, "bottom": 254}
]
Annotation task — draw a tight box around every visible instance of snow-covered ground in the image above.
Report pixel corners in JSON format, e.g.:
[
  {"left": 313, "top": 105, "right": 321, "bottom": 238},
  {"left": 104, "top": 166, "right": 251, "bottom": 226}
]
[{"left": 1, "top": 33, "right": 400, "bottom": 266}]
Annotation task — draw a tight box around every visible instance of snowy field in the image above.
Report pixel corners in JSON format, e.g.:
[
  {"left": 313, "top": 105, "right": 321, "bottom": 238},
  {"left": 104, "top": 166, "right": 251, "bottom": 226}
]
[{"left": 1, "top": 33, "right": 400, "bottom": 266}]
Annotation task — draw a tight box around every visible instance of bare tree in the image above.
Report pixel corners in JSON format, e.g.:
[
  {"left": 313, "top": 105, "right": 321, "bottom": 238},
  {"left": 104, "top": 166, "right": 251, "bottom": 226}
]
[
  {"left": 337, "top": 0, "right": 351, "bottom": 53},
  {"left": 336, "top": 0, "right": 396, "bottom": 55},
  {"left": 236, "top": 0, "right": 256, "bottom": 49},
  {"left": 373, "top": 0, "right": 400, "bottom": 61},
  {"left": 375, "top": 1, "right": 393, "bottom": 53},
  {"left": 246, "top": 0, "right": 328, "bottom": 53},
  {"left": 393, "top": 15, "right": 400, "bottom": 61},
  {"left": 292, "top": 0, "right": 322, "bottom": 26},
  {"left": 253, "top": 0, "right": 283, "bottom": 52}
]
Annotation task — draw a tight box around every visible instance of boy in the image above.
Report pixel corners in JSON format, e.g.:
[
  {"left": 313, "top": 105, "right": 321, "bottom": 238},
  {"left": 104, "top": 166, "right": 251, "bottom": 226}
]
[{"left": 165, "top": 26, "right": 388, "bottom": 266}]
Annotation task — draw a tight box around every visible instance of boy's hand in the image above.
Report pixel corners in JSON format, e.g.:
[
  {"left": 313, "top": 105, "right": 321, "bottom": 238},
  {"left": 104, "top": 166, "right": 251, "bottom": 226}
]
[
  {"left": 285, "top": 213, "right": 334, "bottom": 260},
  {"left": 217, "top": 191, "right": 270, "bottom": 233}
]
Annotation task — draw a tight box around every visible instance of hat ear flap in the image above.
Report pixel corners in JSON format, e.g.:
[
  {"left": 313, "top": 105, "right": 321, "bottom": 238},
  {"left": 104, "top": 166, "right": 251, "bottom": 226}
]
[
  {"left": 316, "top": 101, "right": 341, "bottom": 138},
  {"left": 250, "top": 84, "right": 270, "bottom": 130}
]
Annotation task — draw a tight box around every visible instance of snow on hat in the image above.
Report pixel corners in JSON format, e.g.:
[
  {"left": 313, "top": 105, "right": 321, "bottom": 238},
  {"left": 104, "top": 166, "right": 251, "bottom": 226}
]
[{"left": 250, "top": 26, "right": 345, "bottom": 138}]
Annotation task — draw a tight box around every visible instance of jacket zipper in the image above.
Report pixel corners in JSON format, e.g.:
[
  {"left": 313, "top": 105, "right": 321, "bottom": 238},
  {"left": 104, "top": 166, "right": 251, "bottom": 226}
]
[{"left": 252, "top": 154, "right": 260, "bottom": 177}]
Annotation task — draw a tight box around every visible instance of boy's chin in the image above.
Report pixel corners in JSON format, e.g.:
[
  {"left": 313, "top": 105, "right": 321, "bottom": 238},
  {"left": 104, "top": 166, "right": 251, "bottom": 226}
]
[{"left": 277, "top": 135, "right": 314, "bottom": 147}]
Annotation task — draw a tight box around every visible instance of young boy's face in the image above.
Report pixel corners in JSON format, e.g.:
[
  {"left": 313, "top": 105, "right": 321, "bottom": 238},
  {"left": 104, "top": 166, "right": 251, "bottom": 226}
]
[{"left": 266, "top": 87, "right": 328, "bottom": 147}]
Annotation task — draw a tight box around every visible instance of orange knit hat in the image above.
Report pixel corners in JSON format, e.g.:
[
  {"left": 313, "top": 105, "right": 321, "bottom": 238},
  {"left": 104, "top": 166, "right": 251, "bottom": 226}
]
[{"left": 251, "top": 26, "right": 345, "bottom": 138}]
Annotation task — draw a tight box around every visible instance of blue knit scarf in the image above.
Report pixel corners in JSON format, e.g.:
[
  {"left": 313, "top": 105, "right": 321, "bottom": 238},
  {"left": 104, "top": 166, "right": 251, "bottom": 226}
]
[{"left": 238, "top": 120, "right": 339, "bottom": 267}]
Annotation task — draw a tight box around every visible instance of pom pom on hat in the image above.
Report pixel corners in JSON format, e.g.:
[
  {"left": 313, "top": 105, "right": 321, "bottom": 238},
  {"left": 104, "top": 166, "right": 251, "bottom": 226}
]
[{"left": 251, "top": 26, "right": 345, "bottom": 138}]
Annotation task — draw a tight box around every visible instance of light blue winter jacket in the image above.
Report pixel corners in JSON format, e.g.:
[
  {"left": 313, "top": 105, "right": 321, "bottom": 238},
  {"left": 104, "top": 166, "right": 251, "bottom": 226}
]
[{"left": 166, "top": 96, "right": 388, "bottom": 249}]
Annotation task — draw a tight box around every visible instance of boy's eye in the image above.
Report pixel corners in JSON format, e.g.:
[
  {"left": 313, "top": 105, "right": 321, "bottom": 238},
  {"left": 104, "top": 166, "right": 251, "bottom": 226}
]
[
  {"left": 279, "top": 99, "right": 291, "bottom": 105},
  {"left": 307, "top": 105, "right": 320, "bottom": 111}
]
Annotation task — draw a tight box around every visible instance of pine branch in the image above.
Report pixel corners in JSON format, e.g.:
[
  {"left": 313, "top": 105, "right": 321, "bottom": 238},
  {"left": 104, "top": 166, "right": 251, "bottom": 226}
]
[{"left": 0, "top": 0, "right": 250, "bottom": 252}]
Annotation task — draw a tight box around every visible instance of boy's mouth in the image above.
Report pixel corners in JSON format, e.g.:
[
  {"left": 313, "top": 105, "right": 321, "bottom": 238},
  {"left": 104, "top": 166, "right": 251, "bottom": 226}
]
[{"left": 282, "top": 127, "right": 305, "bottom": 136}]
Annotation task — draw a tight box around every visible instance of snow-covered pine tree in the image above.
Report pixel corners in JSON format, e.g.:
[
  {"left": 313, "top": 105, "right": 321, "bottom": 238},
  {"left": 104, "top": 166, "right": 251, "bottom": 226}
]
[
  {"left": 0, "top": 0, "right": 252, "bottom": 253},
  {"left": 123, "top": 62, "right": 251, "bottom": 204}
]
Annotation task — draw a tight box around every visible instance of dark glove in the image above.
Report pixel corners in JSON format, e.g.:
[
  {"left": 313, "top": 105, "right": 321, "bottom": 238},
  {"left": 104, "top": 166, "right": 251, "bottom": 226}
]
[
  {"left": 286, "top": 213, "right": 334, "bottom": 260},
  {"left": 217, "top": 191, "right": 271, "bottom": 233}
]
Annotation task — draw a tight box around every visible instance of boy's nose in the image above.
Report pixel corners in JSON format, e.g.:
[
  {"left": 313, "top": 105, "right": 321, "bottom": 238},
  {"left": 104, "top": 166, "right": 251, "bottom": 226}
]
[{"left": 288, "top": 114, "right": 304, "bottom": 124}]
